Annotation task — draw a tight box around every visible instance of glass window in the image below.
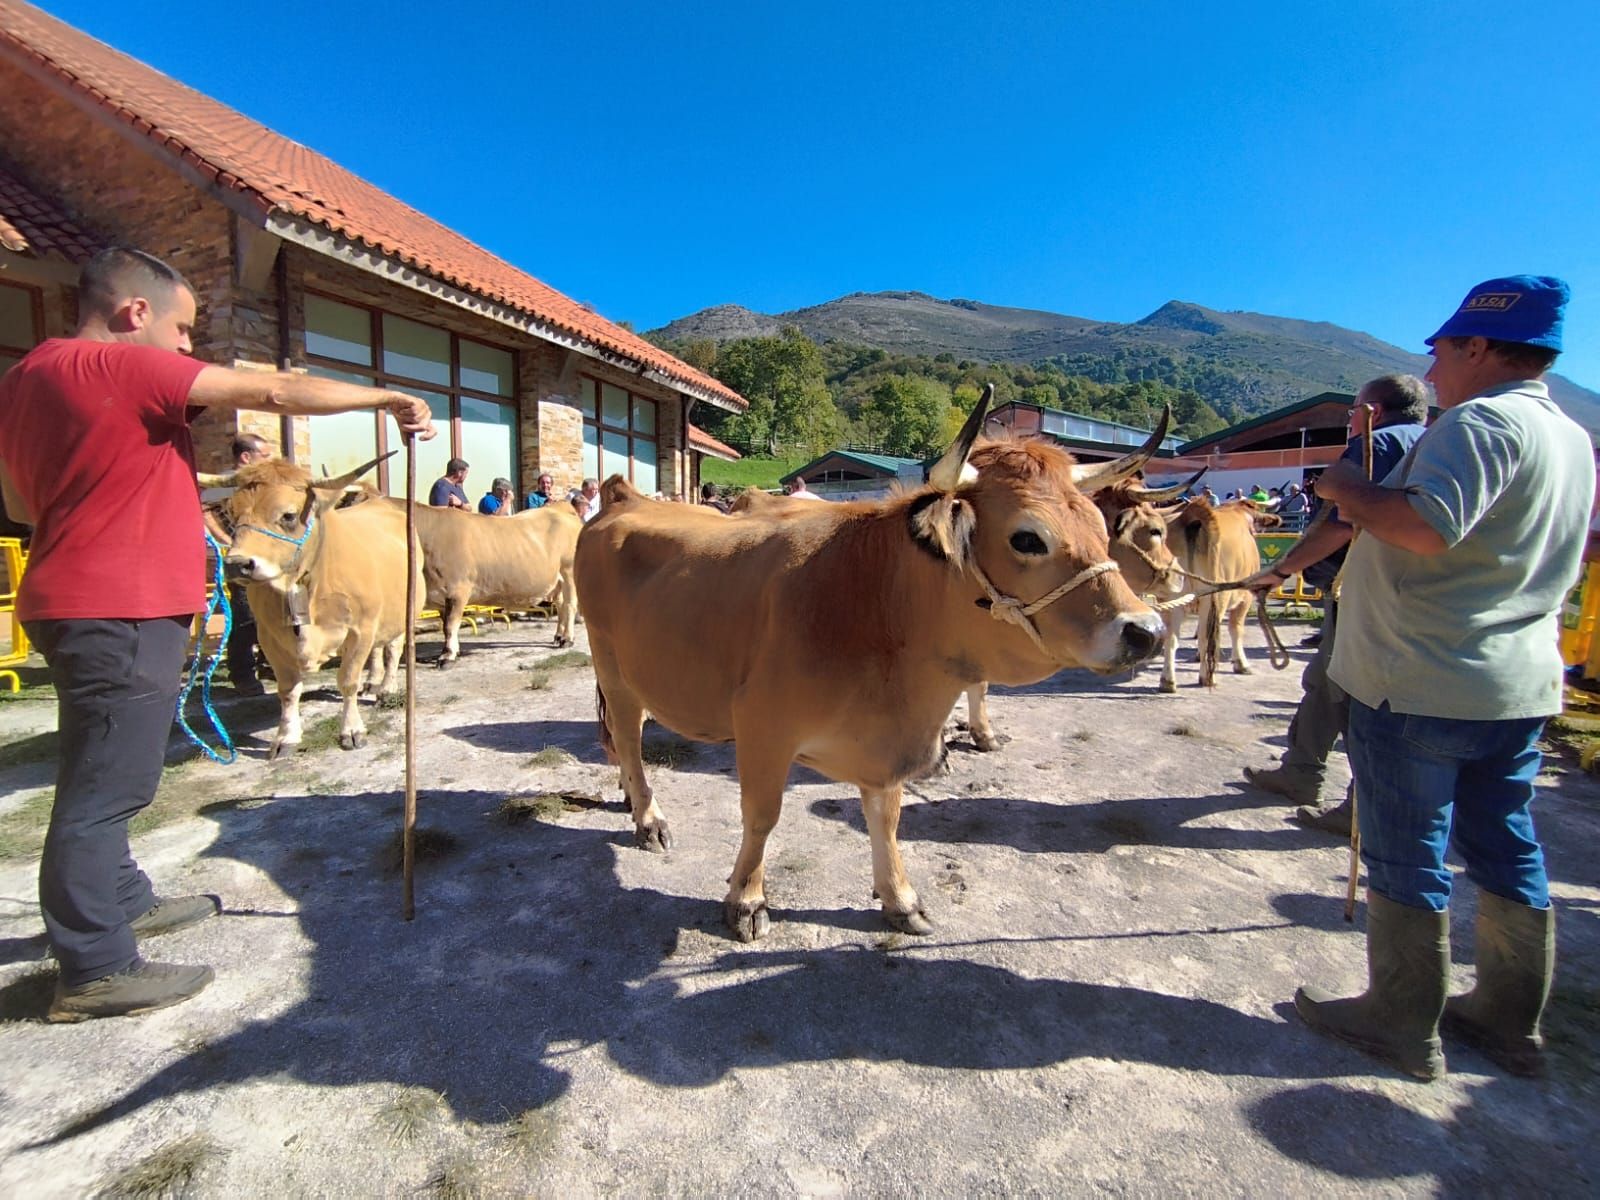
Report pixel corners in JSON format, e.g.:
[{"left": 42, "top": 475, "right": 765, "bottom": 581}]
[
  {"left": 602, "top": 383, "right": 630, "bottom": 428},
  {"left": 602, "top": 430, "right": 630, "bottom": 483},
  {"left": 460, "top": 339, "right": 514, "bottom": 397},
  {"left": 581, "top": 424, "right": 600, "bottom": 481},
  {"left": 304, "top": 295, "right": 373, "bottom": 366},
  {"left": 306, "top": 367, "right": 380, "bottom": 484},
  {"left": 633, "top": 396, "right": 657, "bottom": 437},
  {"left": 633, "top": 437, "right": 658, "bottom": 496},
  {"left": 460, "top": 396, "right": 516, "bottom": 499},
  {"left": 387, "top": 388, "right": 454, "bottom": 498},
  {"left": 578, "top": 377, "right": 597, "bottom": 418},
  {"left": 382, "top": 314, "right": 451, "bottom": 386}
]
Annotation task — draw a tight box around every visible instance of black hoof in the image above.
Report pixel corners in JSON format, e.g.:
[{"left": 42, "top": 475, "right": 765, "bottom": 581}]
[
  {"left": 725, "top": 898, "right": 771, "bottom": 942},
  {"left": 634, "top": 821, "right": 672, "bottom": 853},
  {"left": 339, "top": 731, "right": 365, "bottom": 751}
]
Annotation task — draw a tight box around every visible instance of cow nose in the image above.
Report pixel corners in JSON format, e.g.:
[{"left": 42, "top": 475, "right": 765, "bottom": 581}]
[
  {"left": 224, "top": 557, "right": 254, "bottom": 581},
  {"left": 1120, "top": 613, "right": 1164, "bottom": 662}
]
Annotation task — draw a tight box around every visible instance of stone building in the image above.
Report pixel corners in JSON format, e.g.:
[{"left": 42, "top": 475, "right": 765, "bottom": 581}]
[{"left": 0, "top": 0, "right": 745, "bottom": 501}]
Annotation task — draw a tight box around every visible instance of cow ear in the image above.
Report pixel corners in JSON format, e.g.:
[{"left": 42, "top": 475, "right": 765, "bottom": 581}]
[
  {"left": 1113, "top": 509, "right": 1134, "bottom": 538},
  {"left": 910, "top": 494, "right": 975, "bottom": 567}
]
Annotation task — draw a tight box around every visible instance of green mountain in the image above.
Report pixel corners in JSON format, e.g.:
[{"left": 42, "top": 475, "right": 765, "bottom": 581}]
[{"left": 653, "top": 291, "right": 1600, "bottom": 433}]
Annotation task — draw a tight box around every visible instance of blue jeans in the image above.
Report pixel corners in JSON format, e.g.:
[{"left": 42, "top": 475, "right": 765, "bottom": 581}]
[{"left": 1346, "top": 699, "right": 1548, "bottom": 913}]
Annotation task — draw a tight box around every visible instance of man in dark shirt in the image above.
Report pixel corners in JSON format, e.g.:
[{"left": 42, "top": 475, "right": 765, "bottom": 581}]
[
  {"left": 1241, "top": 375, "right": 1429, "bottom": 832},
  {"left": 429, "top": 458, "right": 470, "bottom": 508}
]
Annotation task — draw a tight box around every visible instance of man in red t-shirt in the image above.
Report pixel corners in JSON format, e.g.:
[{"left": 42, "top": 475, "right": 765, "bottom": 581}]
[{"left": 0, "top": 247, "right": 434, "bottom": 1022}]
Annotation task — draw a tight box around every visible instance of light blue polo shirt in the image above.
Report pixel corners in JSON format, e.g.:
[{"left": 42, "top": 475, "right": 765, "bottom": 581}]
[{"left": 1330, "top": 380, "right": 1594, "bottom": 720}]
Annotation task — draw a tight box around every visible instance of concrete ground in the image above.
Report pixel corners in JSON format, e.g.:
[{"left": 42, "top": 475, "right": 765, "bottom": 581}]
[{"left": 0, "top": 615, "right": 1596, "bottom": 1196}]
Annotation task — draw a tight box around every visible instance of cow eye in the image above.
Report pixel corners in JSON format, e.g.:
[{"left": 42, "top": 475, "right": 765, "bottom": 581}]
[
  {"left": 1009, "top": 530, "right": 1049, "bottom": 556},
  {"left": 279, "top": 512, "right": 299, "bottom": 530}
]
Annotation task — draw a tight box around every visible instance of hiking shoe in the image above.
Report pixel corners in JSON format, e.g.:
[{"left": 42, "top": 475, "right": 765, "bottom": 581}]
[
  {"left": 47, "top": 960, "right": 214, "bottom": 1023},
  {"left": 1243, "top": 765, "right": 1321, "bottom": 806},
  {"left": 232, "top": 678, "right": 266, "bottom": 697},
  {"left": 1300, "top": 632, "right": 1323, "bottom": 647},
  {"left": 130, "top": 895, "right": 220, "bottom": 939},
  {"left": 1294, "top": 797, "right": 1354, "bottom": 837}
]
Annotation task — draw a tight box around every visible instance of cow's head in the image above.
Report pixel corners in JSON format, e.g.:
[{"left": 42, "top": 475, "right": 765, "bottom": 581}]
[
  {"left": 214, "top": 456, "right": 389, "bottom": 584},
  {"left": 1094, "top": 469, "right": 1203, "bottom": 595},
  {"left": 912, "top": 387, "right": 1167, "bottom": 677}
]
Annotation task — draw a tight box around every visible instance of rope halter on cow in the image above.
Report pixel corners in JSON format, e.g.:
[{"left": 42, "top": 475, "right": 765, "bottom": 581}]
[{"left": 969, "top": 559, "right": 1121, "bottom": 658}]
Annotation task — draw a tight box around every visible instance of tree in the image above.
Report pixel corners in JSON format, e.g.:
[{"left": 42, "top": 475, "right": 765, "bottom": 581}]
[
  {"left": 709, "top": 327, "right": 842, "bottom": 456},
  {"left": 860, "top": 375, "right": 953, "bottom": 458}
]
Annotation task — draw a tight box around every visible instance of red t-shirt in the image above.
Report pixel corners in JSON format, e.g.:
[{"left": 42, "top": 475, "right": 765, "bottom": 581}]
[{"left": 0, "top": 339, "right": 208, "bottom": 621}]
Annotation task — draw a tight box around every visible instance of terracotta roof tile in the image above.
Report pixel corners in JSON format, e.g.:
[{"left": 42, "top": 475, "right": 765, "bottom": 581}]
[
  {"left": 0, "top": 0, "right": 744, "bottom": 410},
  {"left": 687, "top": 424, "right": 741, "bottom": 462},
  {"left": 0, "top": 163, "right": 102, "bottom": 261}
]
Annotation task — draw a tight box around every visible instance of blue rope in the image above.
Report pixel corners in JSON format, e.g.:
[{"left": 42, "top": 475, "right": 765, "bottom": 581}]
[{"left": 175, "top": 529, "right": 238, "bottom": 764}]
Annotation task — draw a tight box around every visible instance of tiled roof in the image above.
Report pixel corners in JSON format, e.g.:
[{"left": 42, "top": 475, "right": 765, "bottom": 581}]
[
  {"left": 687, "top": 424, "right": 741, "bottom": 462},
  {"left": 0, "top": 163, "right": 101, "bottom": 261},
  {"left": 0, "top": 0, "right": 745, "bottom": 410}
]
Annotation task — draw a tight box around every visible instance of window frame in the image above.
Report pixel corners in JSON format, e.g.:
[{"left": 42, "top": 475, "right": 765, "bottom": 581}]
[
  {"left": 578, "top": 373, "right": 659, "bottom": 490},
  {"left": 300, "top": 289, "right": 519, "bottom": 494},
  {"left": 0, "top": 279, "right": 45, "bottom": 371}
]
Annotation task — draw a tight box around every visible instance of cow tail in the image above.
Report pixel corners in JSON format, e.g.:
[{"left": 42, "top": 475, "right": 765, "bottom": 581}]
[
  {"left": 1199, "top": 597, "right": 1220, "bottom": 688},
  {"left": 596, "top": 682, "right": 618, "bottom": 764}
]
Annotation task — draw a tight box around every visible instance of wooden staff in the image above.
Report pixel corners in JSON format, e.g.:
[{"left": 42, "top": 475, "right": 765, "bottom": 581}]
[
  {"left": 403, "top": 432, "right": 418, "bottom": 920},
  {"left": 1344, "top": 403, "right": 1376, "bottom": 923}
]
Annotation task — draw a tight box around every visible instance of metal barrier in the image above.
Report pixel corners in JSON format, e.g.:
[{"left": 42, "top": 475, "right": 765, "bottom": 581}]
[{"left": 0, "top": 537, "right": 29, "bottom": 692}]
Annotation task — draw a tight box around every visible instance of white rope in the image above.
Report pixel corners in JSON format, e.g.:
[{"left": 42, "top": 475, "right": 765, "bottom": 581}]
[{"left": 967, "top": 560, "right": 1120, "bottom": 656}]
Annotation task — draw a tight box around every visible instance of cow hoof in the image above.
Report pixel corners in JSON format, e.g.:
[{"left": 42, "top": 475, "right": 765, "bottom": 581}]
[
  {"left": 1234, "top": 662, "right": 1254, "bottom": 675},
  {"left": 1159, "top": 678, "right": 1177, "bottom": 694},
  {"left": 267, "top": 742, "right": 293, "bottom": 762},
  {"left": 553, "top": 635, "right": 571, "bottom": 648},
  {"left": 339, "top": 731, "right": 366, "bottom": 750},
  {"left": 435, "top": 657, "right": 455, "bottom": 671},
  {"left": 972, "top": 733, "right": 1007, "bottom": 753},
  {"left": 885, "top": 906, "right": 934, "bottom": 935},
  {"left": 634, "top": 820, "right": 673, "bottom": 853},
  {"left": 725, "top": 898, "right": 770, "bottom": 942}
]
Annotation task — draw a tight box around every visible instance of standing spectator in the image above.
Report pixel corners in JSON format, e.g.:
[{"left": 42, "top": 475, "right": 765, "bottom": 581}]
[
  {"left": 1241, "top": 376, "right": 1428, "bottom": 830},
  {"left": 1200, "top": 486, "right": 1219, "bottom": 507},
  {"left": 1247, "top": 482, "right": 1269, "bottom": 504},
  {"left": 214, "top": 433, "right": 273, "bottom": 694},
  {"left": 477, "top": 477, "right": 514, "bottom": 515},
  {"left": 1278, "top": 482, "right": 1310, "bottom": 523},
  {"left": 784, "top": 475, "right": 826, "bottom": 501},
  {"left": 429, "top": 458, "right": 470, "bottom": 509},
  {"left": 700, "top": 482, "right": 731, "bottom": 513},
  {"left": 579, "top": 477, "right": 601, "bottom": 522},
  {"left": 1294, "top": 276, "right": 1588, "bottom": 1081},
  {"left": 0, "top": 246, "right": 434, "bottom": 1021},
  {"left": 524, "top": 472, "right": 555, "bottom": 510}
]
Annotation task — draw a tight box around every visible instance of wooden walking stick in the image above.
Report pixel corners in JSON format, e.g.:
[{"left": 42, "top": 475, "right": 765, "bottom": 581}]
[
  {"left": 1343, "top": 403, "right": 1376, "bottom": 923},
  {"left": 403, "top": 431, "right": 418, "bottom": 920}
]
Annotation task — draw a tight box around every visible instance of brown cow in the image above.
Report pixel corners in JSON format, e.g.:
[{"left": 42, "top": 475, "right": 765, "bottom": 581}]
[
  {"left": 371, "top": 500, "right": 584, "bottom": 663},
  {"left": 575, "top": 388, "right": 1166, "bottom": 939},
  {"left": 212, "top": 458, "right": 421, "bottom": 758},
  {"left": 1172, "top": 498, "right": 1281, "bottom": 686}
]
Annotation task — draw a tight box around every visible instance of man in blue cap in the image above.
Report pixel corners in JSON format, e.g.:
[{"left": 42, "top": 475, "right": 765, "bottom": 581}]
[{"left": 1296, "top": 276, "right": 1591, "bottom": 1080}]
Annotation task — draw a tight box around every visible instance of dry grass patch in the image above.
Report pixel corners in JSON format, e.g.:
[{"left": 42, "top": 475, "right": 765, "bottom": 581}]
[
  {"left": 642, "top": 734, "right": 698, "bottom": 767},
  {"left": 524, "top": 747, "right": 576, "bottom": 769},
  {"left": 380, "top": 827, "right": 460, "bottom": 873},
  {"left": 0, "top": 969, "right": 56, "bottom": 1022},
  {"left": 525, "top": 670, "right": 553, "bottom": 691},
  {"left": 541, "top": 651, "right": 591, "bottom": 672},
  {"left": 506, "top": 1105, "right": 563, "bottom": 1159},
  {"left": 426, "top": 1155, "right": 486, "bottom": 1199},
  {"left": 95, "top": 1133, "right": 228, "bottom": 1199},
  {"left": 376, "top": 1088, "right": 446, "bottom": 1145},
  {"left": 1167, "top": 722, "right": 1202, "bottom": 738},
  {"left": 495, "top": 791, "right": 602, "bottom": 824}
]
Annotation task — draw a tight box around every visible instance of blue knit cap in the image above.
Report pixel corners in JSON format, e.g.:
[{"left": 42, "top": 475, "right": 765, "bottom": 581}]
[{"left": 1426, "top": 275, "right": 1569, "bottom": 351}]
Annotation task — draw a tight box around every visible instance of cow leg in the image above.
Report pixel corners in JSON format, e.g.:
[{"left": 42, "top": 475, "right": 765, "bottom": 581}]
[
  {"left": 378, "top": 636, "right": 403, "bottom": 694},
  {"left": 966, "top": 683, "right": 1002, "bottom": 751},
  {"left": 724, "top": 744, "right": 791, "bottom": 942},
  {"left": 1159, "top": 608, "right": 1182, "bottom": 693},
  {"left": 437, "top": 592, "right": 466, "bottom": 668},
  {"left": 863, "top": 784, "right": 931, "bottom": 935},
  {"left": 554, "top": 567, "right": 578, "bottom": 647},
  {"left": 604, "top": 688, "right": 671, "bottom": 852},
  {"left": 1195, "top": 594, "right": 1219, "bottom": 688},
  {"left": 1230, "top": 597, "right": 1254, "bottom": 674},
  {"left": 269, "top": 677, "right": 304, "bottom": 761},
  {"left": 337, "top": 632, "right": 376, "bottom": 750}
]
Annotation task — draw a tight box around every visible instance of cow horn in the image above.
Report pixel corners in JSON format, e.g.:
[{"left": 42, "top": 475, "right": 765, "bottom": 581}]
[
  {"left": 313, "top": 451, "right": 397, "bottom": 491},
  {"left": 195, "top": 471, "right": 239, "bottom": 489},
  {"left": 1069, "top": 407, "right": 1172, "bottom": 492},
  {"left": 1124, "top": 465, "right": 1207, "bottom": 503},
  {"left": 929, "top": 383, "right": 994, "bottom": 492}
]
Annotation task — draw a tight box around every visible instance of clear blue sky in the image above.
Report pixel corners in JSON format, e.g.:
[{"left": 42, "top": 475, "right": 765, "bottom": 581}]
[{"left": 41, "top": 0, "right": 1600, "bottom": 390}]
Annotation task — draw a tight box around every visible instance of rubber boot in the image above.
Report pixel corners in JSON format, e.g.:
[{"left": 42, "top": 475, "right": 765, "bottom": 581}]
[
  {"left": 1441, "top": 890, "right": 1554, "bottom": 1078},
  {"left": 1295, "top": 891, "right": 1448, "bottom": 1080}
]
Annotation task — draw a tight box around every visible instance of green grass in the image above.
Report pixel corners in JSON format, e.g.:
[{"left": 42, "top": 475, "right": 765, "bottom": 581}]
[
  {"left": 95, "top": 1133, "right": 228, "bottom": 1198},
  {"left": 700, "top": 454, "right": 810, "bottom": 491},
  {"left": 541, "top": 651, "right": 592, "bottom": 671}
]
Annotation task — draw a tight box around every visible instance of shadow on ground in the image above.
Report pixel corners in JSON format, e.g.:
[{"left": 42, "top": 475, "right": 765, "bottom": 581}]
[{"left": 11, "top": 784, "right": 1370, "bottom": 1150}]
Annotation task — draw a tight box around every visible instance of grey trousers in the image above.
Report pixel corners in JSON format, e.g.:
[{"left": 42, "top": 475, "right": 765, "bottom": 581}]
[
  {"left": 1280, "top": 599, "right": 1347, "bottom": 782},
  {"left": 24, "top": 617, "right": 189, "bottom": 986}
]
